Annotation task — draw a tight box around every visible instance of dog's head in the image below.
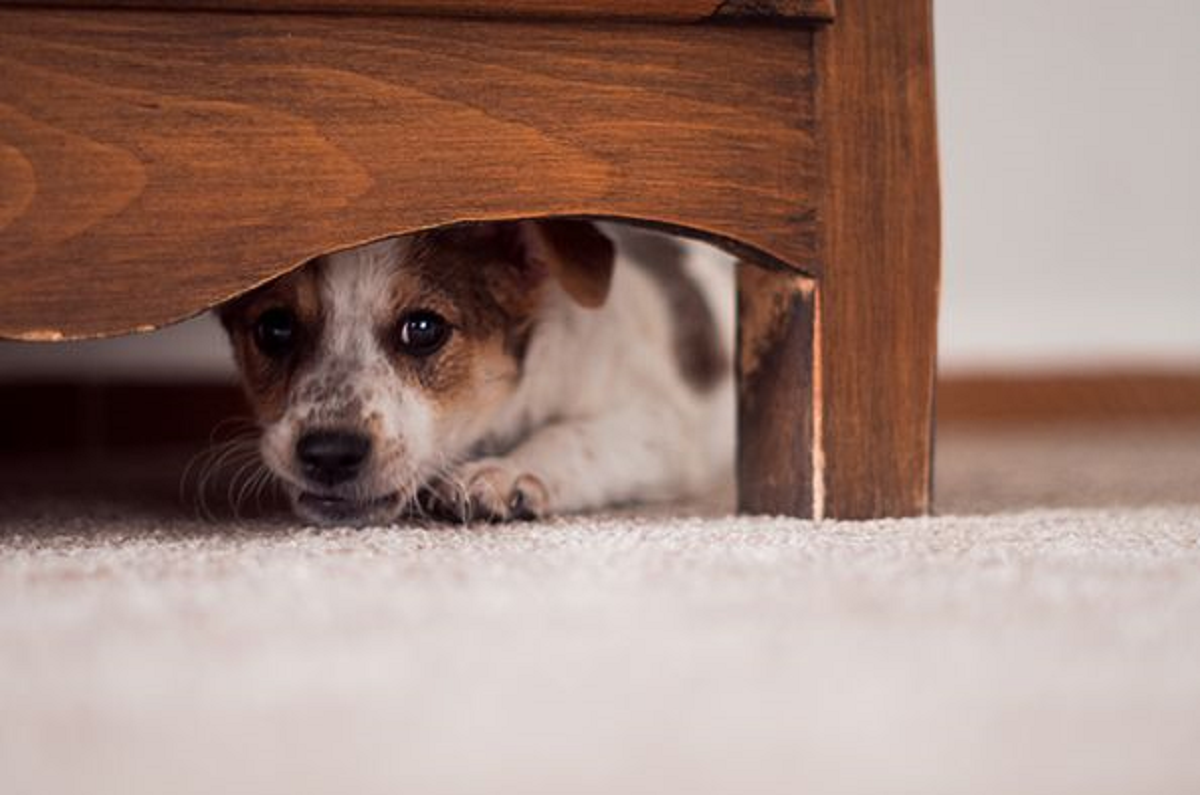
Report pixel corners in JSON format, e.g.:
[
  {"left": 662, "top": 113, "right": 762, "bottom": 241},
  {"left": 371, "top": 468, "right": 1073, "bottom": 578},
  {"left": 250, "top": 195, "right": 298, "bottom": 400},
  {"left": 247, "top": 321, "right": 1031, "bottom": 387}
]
[{"left": 220, "top": 219, "right": 614, "bottom": 523}]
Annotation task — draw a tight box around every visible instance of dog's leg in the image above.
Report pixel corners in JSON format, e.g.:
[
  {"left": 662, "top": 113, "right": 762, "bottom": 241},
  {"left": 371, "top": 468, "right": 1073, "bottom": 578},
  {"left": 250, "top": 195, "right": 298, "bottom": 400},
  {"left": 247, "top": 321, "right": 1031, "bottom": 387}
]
[{"left": 427, "top": 404, "right": 710, "bottom": 522}]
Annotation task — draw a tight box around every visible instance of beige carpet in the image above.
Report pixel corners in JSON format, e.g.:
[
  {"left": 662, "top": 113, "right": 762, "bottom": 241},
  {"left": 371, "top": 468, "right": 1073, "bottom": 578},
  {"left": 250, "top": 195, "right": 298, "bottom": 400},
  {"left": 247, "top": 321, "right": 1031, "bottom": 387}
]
[{"left": 2, "top": 421, "right": 1200, "bottom": 795}]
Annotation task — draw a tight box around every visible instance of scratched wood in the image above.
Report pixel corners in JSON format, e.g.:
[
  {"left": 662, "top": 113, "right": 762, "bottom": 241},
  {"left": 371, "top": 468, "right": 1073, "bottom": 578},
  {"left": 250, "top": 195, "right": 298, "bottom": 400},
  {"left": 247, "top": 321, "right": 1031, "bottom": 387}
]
[
  {"left": 736, "top": 264, "right": 819, "bottom": 518},
  {"left": 0, "top": 0, "right": 835, "bottom": 22},
  {"left": 0, "top": 10, "right": 818, "bottom": 340}
]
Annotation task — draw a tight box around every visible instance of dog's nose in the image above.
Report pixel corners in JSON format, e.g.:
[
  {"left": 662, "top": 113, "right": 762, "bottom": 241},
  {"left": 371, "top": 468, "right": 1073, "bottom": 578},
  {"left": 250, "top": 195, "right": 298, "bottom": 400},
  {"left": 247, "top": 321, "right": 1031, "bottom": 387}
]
[{"left": 296, "top": 430, "right": 371, "bottom": 486}]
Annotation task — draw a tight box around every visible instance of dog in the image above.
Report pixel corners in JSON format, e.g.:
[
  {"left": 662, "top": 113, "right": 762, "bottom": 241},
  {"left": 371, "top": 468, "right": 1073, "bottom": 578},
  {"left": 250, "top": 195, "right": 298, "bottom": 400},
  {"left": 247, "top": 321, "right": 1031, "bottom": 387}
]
[{"left": 220, "top": 220, "right": 734, "bottom": 524}]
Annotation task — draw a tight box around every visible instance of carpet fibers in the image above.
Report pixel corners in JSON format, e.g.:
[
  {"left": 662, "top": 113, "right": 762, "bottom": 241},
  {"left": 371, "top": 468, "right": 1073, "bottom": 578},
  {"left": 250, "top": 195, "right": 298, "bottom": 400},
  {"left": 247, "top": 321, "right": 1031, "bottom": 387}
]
[{"left": 2, "top": 421, "right": 1199, "bottom": 795}]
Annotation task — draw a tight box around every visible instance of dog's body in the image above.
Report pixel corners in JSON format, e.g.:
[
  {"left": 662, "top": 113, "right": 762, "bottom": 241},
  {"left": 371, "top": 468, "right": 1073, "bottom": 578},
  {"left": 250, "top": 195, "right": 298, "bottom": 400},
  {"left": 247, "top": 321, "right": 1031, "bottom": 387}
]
[{"left": 221, "top": 221, "right": 733, "bottom": 524}]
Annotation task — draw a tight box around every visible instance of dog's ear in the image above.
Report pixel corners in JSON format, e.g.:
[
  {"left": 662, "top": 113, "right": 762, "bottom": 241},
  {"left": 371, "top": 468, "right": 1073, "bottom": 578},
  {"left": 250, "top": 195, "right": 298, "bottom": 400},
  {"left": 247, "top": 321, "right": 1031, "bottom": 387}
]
[
  {"left": 457, "top": 219, "right": 615, "bottom": 310},
  {"left": 516, "top": 219, "right": 615, "bottom": 309}
]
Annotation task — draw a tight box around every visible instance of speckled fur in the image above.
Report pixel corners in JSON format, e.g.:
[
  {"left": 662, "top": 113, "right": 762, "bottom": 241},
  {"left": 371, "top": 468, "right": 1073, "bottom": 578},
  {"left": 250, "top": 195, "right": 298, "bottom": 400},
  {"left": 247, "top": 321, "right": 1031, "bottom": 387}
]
[{"left": 222, "top": 222, "right": 735, "bottom": 524}]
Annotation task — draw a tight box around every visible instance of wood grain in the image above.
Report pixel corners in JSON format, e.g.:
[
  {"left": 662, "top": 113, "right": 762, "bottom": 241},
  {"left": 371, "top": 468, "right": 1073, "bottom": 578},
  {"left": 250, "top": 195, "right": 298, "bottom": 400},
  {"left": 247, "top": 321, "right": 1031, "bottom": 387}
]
[
  {"left": 714, "top": 0, "right": 833, "bottom": 20},
  {"left": 939, "top": 371, "right": 1200, "bottom": 425},
  {"left": 0, "top": 10, "right": 818, "bottom": 340},
  {"left": 736, "top": 264, "right": 820, "bottom": 517},
  {"left": 809, "top": 0, "right": 941, "bottom": 518},
  {"left": 0, "top": 0, "right": 834, "bottom": 22},
  {"left": 1, "top": 1, "right": 939, "bottom": 523}
]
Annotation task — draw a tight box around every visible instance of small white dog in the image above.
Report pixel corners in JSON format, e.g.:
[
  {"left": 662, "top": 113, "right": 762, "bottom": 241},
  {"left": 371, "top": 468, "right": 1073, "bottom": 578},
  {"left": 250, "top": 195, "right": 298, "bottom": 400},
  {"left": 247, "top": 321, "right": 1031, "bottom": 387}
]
[{"left": 220, "top": 221, "right": 734, "bottom": 524}]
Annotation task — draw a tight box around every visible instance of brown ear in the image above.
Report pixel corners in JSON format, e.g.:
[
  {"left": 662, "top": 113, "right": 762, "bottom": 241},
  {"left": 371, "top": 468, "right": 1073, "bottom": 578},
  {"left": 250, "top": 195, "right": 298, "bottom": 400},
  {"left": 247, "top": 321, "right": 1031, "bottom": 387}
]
[{"left": 519, "top": 219, "right": 615, "bottom": 309}]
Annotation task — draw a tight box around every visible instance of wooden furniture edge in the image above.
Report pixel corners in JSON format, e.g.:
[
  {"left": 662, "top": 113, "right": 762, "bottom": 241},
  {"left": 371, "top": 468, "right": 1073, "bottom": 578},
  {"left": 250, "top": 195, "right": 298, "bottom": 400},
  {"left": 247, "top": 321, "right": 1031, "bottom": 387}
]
[
  {"left": 0, "top": 0, "right": 835, "bottom": 22},
  {"left": 735, "top": 0, "right": 940, "bottom": 520},
  {"left": 812, "top": 0, "right": 940, "bottom": 519},
  {"left": 0, "top": 11, "right": 820, "bottom": 341},
  {"left": 736, "top": 267, "right": 819, "bottom": 517}
]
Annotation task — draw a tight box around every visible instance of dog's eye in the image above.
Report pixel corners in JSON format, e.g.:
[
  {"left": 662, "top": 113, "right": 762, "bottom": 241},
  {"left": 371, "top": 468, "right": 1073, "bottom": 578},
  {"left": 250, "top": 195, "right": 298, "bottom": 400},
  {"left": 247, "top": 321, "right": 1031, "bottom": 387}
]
[
  {"left": 253, "top": 308, "right": 298, "bottom": 358},
  {"left": 395, "top": 311, "right": 451, "bottom": 357}
]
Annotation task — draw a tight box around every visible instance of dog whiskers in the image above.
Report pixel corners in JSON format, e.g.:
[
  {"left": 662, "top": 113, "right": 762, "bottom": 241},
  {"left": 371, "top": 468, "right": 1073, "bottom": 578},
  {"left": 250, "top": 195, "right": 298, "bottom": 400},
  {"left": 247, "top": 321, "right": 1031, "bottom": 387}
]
[
  {"left": 180, "top": 426, "right": 266, "bottom": 521},
  {"left": 227, "top": 455, "right": 264, "bottom": 521}
]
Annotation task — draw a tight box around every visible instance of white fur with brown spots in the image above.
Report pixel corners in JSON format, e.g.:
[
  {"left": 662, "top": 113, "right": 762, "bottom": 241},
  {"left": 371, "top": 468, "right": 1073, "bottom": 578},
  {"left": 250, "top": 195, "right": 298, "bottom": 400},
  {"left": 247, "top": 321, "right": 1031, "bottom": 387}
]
[{"left": 221, "top": 221, "right": 734, "bottom": 524}]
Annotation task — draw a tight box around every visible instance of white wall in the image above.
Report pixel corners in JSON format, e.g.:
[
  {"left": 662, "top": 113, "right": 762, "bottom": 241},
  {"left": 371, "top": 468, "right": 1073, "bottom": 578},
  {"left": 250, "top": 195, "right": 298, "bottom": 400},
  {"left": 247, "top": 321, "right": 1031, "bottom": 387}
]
[
  {"left": 936, "top": 0, "right": 1200, "bottom": 369},
  {"left": 2, "top": 0, "right": 1198, "bottom": 379}
]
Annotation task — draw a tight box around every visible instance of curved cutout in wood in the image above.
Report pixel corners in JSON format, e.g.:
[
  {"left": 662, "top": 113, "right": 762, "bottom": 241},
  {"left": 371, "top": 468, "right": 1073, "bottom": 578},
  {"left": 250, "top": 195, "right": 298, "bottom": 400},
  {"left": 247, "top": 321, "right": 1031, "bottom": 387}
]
[{"left": 0, "top": 9, "right": 819, "bottom": 341}]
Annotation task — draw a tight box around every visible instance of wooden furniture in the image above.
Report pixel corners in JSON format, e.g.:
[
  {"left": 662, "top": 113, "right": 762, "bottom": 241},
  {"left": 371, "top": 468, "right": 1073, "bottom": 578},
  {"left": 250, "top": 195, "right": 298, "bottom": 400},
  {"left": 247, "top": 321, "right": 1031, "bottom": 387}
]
[{"left": 0, "top": 0, "right": 940, "bottom": 520}]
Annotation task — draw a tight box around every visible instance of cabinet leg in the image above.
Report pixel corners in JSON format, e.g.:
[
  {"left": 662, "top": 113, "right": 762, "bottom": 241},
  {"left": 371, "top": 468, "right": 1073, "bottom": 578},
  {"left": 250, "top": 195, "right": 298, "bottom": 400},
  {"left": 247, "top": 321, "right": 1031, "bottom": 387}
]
[
  {"left": 736, "top": 0, "right": 941, "bottom": 520},
  {"left": 736, "top": 255, "right": 937, "bottom": 520},
  {"left": 736, "top": 265, "right": 823, "bottom": 518}
]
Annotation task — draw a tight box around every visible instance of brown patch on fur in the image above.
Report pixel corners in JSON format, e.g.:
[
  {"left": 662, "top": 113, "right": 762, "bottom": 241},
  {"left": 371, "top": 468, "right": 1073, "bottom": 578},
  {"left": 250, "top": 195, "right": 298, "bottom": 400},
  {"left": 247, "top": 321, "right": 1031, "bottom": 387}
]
[
  {"left": 528, "top": 220, "right": 615, "bottom": 309},
  {"left": 385, "top": 225, "right": 544, "bottom": 411},
  {"left": 223, "top": 221, "right": 613, "bottom": 429},
  {"left": 623, "top": 230, "right": 730, "bottom": 393},
  {"left": 219, "top": 265, "right": 323, "bottom": 422}
]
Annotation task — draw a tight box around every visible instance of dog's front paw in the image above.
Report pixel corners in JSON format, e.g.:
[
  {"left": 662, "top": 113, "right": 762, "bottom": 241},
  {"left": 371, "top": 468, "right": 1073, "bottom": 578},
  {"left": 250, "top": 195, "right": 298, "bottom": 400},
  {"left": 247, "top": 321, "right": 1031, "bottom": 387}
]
[{"left": 421, "top": 459, "right": 550, "bottom": 523}]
